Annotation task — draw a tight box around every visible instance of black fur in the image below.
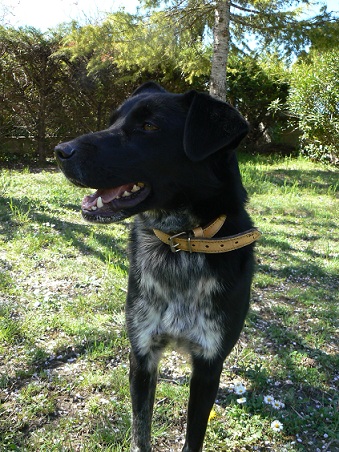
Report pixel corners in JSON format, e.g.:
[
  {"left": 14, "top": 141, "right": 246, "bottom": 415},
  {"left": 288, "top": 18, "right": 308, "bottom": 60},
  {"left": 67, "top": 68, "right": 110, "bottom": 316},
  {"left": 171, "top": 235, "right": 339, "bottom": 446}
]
[{"left": 55, "top": 82, "right": 256, "bottom": 451}]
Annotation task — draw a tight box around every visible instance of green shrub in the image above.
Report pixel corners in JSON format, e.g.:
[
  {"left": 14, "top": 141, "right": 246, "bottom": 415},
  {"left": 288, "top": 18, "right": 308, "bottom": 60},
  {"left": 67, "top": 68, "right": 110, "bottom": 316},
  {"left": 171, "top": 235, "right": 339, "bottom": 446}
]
[{"left": 288, "top": 49, "right": 339, "bottom": 164}]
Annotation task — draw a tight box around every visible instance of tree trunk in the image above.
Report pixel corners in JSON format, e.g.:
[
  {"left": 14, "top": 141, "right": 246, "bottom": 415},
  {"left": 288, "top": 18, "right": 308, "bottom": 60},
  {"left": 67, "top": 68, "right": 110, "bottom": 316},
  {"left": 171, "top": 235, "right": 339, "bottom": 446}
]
[
  {"left": 37, "top": 56, "right": 48, "bottom": 163},
  {"left": 209, "top": 0, "right": 231, "bottom": 101}
]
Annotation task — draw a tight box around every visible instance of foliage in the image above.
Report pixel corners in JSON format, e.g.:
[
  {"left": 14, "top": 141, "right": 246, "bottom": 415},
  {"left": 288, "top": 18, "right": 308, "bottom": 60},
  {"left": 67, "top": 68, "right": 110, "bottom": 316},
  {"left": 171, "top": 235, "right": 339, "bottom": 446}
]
[
  {"left": 141, "top": 0, "right": 337, "bottom": 100},
  {"left": 0, "top": 27, "right": 65, "bottom": 161},
  {"left": 0, "top": 25, "right": 137, "bottom": 162},
  {"left": 288, "top": 49, "right": 339, "bottom": 163},
  {"left": 61, "top": 11, "right": 210, "bottom": 91},
  {"left": 63, "top": 2, "right": 337, "bottom": 96},
  {"left": 307, "top": 13, "right": 339, "bottom": 52},
  {"left": 141, "top": 0, "right": 337, "bottom": 59},
  {"left": 0, "top": 2, "right": 338, "bottom": 162},
  {"left": 227, "top": 53, "right": 290, "bottom": 147}
]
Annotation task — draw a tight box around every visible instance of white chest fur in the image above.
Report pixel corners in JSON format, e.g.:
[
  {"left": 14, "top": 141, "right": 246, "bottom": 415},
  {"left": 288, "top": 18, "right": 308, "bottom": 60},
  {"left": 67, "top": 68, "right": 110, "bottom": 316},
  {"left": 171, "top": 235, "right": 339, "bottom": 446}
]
[{"left": 129, "top": 246, "right": 224, "bottom": 362}]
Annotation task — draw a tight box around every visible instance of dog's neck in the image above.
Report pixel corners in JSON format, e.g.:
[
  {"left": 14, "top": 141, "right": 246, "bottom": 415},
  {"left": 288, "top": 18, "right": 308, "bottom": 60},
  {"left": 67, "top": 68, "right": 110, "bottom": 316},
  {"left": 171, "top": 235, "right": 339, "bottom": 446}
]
[{"left": 138, "top": 209, "right": 208, "bottom": 234}]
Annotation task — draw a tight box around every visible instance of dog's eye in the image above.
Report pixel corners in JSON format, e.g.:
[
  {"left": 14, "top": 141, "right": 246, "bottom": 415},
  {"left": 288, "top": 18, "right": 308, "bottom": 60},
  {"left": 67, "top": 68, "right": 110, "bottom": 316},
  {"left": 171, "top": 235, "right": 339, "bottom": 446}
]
[{"left": 143, "top": 122, "right": 159, "bottom": 131}]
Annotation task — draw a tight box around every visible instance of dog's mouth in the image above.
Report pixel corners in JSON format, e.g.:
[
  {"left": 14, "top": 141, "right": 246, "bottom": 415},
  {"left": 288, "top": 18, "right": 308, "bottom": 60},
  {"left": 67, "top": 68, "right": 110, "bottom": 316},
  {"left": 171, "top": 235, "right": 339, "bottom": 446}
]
[{"left": 81, "top": 182, "right": 151, "bottom": 223}]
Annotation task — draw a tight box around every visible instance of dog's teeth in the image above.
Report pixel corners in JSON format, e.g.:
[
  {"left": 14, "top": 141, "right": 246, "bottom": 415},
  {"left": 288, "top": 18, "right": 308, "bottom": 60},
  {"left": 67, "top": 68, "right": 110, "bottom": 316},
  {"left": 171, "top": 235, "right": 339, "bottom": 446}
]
[
  {"left": 97, "top": 196, "right": 104, "bottom": 208},
  {"left": 131, "top": 185, "right": 141, "bottom": 193},
  {"left": 122, "top": 191, "right": 132, "bottom": 197},
  {"left": 137, "top": 182, "right": 145, "bottom": 188},
  {"left": 91, "top": 206, "right": 97, "bottom": 211}
]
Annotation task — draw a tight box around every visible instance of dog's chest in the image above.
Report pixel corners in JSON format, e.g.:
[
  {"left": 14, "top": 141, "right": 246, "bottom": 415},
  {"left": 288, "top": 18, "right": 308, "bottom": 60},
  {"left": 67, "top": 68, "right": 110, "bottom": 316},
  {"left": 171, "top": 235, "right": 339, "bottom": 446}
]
[{"left": 130, "top": 241, "right": 224, "bottom": 360}]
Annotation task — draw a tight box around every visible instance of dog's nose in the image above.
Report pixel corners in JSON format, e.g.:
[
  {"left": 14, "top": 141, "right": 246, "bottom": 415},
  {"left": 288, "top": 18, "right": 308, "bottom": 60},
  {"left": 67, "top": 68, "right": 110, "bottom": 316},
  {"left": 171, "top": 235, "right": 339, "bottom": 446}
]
[{"left": 55, "top": 143, "right": 76, "bottom": 160}]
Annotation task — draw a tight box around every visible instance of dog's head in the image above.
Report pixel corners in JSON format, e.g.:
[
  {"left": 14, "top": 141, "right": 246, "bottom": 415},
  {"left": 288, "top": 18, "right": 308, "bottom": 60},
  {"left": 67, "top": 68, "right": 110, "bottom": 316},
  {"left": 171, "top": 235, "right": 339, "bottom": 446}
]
[{"left": 55, "top": 82, "right": 249, "bottom": 223}]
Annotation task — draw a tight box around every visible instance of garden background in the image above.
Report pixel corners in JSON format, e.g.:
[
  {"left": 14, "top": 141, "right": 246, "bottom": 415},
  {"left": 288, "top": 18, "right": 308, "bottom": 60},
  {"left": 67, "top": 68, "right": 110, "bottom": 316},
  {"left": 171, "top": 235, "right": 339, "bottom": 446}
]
[{"left": 0, "top": 1, "right": 338, "bottom": 450}]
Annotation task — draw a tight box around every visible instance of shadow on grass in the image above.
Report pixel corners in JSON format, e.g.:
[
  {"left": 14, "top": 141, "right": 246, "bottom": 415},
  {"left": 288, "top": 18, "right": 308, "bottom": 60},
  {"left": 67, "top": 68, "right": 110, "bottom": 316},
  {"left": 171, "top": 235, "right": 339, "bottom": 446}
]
[
  {"left": 3, "top": 330, "right": 130, "bottom": 392},
  {"left": 266, "top": 168, "right": 338, "bottom": 193},
  {"left": 215, "top": 311, "right": 338, "bottom": 445},
  {"left": 0, "top": 195, "right": 129, "bottom": 272},
  {"left": 244, "top": 165, "right": 338, "bottom": 198},
  {"left": 1, "top": 165, "right": 337, "bottom": 449}
]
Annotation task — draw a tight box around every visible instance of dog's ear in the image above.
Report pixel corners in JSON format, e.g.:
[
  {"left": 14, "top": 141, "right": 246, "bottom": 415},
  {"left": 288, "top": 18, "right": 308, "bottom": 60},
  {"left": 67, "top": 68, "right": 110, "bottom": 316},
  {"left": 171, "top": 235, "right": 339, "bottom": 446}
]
[
  {"left": 183, "top": 91, "right": 249, "bottom": 162},
  {"left": 132, "top": 82, "right": 167, "bottom": 97}
]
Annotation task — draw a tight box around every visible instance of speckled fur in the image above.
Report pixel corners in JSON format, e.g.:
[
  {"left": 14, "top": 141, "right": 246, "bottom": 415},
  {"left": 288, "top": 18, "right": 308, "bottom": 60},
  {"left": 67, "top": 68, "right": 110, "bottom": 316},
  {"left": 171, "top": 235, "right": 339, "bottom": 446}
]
[{"left": 128, "top": 223, "right": 224, "bottom": 366}]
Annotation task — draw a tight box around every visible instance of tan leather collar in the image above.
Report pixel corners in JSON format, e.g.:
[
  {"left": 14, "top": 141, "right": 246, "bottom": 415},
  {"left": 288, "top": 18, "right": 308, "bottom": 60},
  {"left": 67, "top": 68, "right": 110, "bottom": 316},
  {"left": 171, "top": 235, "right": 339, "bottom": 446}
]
[{"left": 153, "top": 215, "right": 261, "bottom": 253}]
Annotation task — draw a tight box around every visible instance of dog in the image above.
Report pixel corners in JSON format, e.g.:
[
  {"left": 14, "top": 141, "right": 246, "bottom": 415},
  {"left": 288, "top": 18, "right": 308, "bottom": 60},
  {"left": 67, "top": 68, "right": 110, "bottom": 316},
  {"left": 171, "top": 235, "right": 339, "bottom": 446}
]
[{"left": 55, "top": 82, "right": 261, "bottom": 452}]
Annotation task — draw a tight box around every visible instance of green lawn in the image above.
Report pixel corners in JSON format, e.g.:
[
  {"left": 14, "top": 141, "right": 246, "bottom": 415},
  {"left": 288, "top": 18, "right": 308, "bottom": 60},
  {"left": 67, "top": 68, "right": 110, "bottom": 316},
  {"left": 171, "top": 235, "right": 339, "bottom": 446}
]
[{"left": 0, "top": 155, "right": 338, "bottom": 451}]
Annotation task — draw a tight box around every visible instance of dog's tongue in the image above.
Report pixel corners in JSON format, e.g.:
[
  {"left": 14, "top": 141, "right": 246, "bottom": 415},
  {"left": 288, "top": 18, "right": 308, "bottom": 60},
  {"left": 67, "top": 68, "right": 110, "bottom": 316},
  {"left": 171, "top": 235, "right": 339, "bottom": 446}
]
[{"left": 82, "top": 184, "right": 134, "bottom": 209}]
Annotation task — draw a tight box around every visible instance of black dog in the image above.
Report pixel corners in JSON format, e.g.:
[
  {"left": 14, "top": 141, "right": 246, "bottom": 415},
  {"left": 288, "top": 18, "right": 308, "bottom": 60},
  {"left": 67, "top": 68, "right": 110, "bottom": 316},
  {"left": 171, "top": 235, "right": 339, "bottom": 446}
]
[{"left": 55, "top": 82, "right": 260, "bottom": 452}]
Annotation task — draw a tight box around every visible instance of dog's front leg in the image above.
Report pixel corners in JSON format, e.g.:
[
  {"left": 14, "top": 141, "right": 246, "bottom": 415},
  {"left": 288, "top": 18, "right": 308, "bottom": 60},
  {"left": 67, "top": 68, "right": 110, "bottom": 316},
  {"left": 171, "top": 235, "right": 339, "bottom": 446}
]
[
  {"left": 129, "top": 350, "right": 157, "bottom": 452},
  {"left": 182, "top": 357, "right": 223, "bottom": 452}
]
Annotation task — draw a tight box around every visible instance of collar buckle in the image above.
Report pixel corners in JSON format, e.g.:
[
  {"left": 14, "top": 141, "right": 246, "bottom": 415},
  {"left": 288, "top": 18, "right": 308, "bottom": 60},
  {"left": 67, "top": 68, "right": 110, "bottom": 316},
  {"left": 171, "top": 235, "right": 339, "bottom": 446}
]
[{"left": 169, "top": 231, "right": 186, "bottom": 253}]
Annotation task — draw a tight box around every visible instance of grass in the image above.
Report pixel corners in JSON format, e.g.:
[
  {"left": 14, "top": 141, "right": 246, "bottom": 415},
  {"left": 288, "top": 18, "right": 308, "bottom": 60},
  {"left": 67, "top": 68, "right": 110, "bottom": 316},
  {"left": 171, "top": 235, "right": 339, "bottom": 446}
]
[{"left": 0, "top": 155, "right": 338, "bottom": 451}]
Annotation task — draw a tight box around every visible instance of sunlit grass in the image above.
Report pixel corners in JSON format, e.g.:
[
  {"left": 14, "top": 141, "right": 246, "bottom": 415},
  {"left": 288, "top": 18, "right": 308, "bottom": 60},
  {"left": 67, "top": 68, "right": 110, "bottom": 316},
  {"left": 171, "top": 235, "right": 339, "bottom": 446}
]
[{"left": 0, "top": 155, "right": 338, "bottom": 451}]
